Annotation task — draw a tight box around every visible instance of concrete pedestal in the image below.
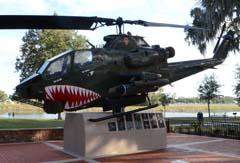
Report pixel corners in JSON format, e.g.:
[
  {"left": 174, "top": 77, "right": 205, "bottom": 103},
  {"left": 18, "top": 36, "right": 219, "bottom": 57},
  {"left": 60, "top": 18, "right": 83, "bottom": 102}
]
[{"left": 64, "top": 112, "right": 166, "bottom": 158}]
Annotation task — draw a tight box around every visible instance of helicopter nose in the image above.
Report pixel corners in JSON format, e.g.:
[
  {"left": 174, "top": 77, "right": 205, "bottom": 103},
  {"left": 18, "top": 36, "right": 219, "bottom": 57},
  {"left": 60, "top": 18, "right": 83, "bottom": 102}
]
[
  {"left": 16, "top": 73, "right": 41, "bottom": 98},
  {"left": 16, "top": 84, "right": 29, "bottom": 98}
]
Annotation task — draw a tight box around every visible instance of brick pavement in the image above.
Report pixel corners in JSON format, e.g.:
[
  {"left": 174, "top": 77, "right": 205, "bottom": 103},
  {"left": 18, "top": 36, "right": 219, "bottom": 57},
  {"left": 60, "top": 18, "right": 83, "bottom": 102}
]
[
  {"left": 0, "top": 133, "right": 239, "bottom": 163},
  {"left": 96, "top": 134, "right": 240, "bottom": 163},
  {"left": 0, "top": 142, "right": 72, "bottom": 163}
]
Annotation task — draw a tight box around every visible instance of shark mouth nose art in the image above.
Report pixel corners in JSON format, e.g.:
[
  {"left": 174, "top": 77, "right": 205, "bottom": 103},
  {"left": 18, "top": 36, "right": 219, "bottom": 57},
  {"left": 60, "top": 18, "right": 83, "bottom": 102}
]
[{"left": 45, "top": 85, "right": 101, "bottom": 110}]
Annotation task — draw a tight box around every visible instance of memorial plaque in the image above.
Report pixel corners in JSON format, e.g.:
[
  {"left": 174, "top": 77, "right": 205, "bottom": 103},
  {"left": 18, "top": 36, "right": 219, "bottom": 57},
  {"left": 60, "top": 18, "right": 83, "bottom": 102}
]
[
  {"left": 142, "top": 113, "right": 150, "bottom": 129},
  {"left": 156, "top": 113, "right": 165, "bottom": 128},
  {"left": 126, "top": 114, "right": 134, "bottom": 130},
  {"left": 117, "top": 116, "right": 125, "bottom": 131},
  {"left": 156, "top": 113, "right": 163, "bottom": 119},
  {"left": 158, "top": 120, "right": 165, "bottom": 128},
  {"left": 134, "top": 114, "right": 142, "bottom": 129},
  {"left": 149, "top": 113, "right": 158, "bottom": 128}
]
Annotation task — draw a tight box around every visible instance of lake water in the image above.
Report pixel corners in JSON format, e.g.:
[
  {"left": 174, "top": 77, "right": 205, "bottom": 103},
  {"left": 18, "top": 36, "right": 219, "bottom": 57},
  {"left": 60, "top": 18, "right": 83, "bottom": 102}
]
[
  {"left": 0, "top": 111, "right": 239, "bottom": 119},
  {"left": 0, "top": 112, "right": 59, "bottom": 119},
  {"left": 165, "top": 112, "right": 240, "bottom": 118}
]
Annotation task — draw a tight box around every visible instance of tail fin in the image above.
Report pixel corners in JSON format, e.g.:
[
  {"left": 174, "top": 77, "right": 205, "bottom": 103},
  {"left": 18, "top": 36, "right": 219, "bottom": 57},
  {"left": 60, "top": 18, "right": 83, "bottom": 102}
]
[
  {"left": 213, "top": 23, "right": 226, "bottom": 53},
  {"left": 213, "top": 30, "right": 234, "bottom": 60}
]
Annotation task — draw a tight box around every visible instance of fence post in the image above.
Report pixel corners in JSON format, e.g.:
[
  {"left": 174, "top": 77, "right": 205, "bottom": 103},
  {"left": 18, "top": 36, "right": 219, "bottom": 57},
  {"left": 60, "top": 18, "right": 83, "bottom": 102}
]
[{"left": 165, "top": 119, "right": 170, "bottom": 133}]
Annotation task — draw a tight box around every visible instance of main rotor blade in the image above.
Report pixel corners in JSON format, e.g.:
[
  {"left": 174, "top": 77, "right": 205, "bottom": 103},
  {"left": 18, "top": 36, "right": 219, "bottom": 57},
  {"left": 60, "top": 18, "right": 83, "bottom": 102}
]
[
  {"left": 0, "top": 15, "right": 97, "bottom": 29},
  {"left": 0, "top": 15, "right": 207, "bottom": 31},
  {"left": 126, "top": 20, "right": 206, "bottom": 31}
]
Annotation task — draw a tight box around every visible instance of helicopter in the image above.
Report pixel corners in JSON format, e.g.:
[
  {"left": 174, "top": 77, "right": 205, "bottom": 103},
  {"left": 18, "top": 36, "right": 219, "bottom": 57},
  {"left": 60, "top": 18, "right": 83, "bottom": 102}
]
[{"left": 0, "top": 15, "right": 235, "bottom": 122}]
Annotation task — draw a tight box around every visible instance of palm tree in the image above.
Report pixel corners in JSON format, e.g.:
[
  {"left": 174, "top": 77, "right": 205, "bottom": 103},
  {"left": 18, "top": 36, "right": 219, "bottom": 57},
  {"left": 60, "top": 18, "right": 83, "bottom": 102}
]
[{"left": 186, "top": 0, "right": 240, "bottom": 54}]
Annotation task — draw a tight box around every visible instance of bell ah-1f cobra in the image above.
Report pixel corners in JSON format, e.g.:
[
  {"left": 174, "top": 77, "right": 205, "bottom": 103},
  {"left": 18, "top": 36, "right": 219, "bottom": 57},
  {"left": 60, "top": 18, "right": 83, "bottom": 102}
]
[{"left": 0, "top": 15, "right": 235, "bottom": 122}]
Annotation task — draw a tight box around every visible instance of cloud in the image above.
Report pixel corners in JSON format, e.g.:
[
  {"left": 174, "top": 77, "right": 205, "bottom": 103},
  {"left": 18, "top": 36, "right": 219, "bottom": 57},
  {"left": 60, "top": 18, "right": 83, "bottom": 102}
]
[
  {"left": 52, "top": 0, "right": 147, "bottom": 16},
  {"left": 0, "top": 31, "right": 22, "bottom": 94},
  {"left": 0, "top": 0, "right": 49, "bottom": 14},
  {"left": 0, "top": 33, "right": 22, "bottom": 63},
  {"left": 0, "top": 64, "right": 19, "bottom": 95}
]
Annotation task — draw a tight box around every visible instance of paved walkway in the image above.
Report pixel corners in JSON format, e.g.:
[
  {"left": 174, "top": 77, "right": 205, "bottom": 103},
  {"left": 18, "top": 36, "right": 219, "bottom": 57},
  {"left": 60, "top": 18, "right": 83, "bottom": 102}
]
[{"left": 0, "top": 133, "right": 239, "bottom": 163}]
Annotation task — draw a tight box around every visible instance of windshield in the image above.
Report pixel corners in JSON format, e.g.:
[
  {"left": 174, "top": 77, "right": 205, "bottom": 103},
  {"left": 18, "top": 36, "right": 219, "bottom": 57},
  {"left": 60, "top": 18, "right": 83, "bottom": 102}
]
[
  {"left": 37, "top": 50, "right": 72, "bottom": 74},
  {"left": 73, "top": 50, "right": 93, "bottom": 70},
  {"left": 134, "top": 37, "right": 149, "bottom": 47},
  {"left": 42, "top": 54, "right": 71, "bottom": 79}
]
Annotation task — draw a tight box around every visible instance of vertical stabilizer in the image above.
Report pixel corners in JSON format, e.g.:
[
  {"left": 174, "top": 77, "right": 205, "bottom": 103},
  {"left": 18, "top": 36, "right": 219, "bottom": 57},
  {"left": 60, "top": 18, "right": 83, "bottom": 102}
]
[{"left": 213, "top": 30, "right": 234, "bottom": 60}]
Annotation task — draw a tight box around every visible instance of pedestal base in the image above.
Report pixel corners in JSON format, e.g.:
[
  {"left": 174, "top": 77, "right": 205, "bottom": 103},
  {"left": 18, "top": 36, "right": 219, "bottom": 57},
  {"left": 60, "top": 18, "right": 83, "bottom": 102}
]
[{"left": 64, "top": 112, "right": 166, "bottom": 158}]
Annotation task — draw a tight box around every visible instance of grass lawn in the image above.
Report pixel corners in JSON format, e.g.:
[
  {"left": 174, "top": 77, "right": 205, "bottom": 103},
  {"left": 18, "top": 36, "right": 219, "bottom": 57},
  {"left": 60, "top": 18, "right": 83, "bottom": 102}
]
[
  {"left": 84, "top": 104, "right": 240, "bottom": 113},
  {"left": 0, "top": 118, "right": 64, "bottom": 129},
  {"left": 0, "top": 102, "right": 239, "bottom": 129},
  {"left": 1, "top": 102, "right": 240, "bottom": 114}
]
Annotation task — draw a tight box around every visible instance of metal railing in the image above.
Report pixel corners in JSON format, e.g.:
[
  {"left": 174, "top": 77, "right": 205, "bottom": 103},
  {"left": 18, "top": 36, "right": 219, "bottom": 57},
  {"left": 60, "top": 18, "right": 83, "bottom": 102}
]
[{"left": 168, "top": 119, "right": 240, "bottom": 140}]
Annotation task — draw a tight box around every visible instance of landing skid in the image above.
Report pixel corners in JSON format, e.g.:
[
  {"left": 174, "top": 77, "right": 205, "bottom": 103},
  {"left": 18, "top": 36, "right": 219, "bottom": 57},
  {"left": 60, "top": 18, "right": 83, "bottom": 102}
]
[
  {"left": 88, "top": 104, "right": 158, "bottom": 122},
  {"left": 12, "top": 96, "right": 43, "bottom": 108}
]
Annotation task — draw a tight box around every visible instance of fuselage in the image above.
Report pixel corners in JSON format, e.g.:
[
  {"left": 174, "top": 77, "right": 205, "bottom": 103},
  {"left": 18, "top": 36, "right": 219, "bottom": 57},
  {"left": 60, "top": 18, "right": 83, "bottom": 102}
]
[{"left": 15, "top": 31, "right": 234, "bottom": 113}]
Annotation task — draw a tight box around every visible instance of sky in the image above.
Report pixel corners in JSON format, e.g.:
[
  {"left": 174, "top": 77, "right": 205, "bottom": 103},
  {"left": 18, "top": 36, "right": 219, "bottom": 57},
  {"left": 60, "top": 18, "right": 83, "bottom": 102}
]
[{"left": 0, "top": 0, "right": 239, "bottom": 98}]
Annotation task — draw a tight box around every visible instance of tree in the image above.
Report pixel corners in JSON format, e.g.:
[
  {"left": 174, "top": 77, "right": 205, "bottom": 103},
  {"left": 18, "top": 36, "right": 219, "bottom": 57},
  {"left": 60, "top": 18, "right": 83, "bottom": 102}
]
[
  {"left": 174, "top": 97, "right": 200, "bottom": 104},
  {"left": 198, "top": 74, "right": 221, "bottom": 118},
  {"left": 234, "top": 65, "right": 240, "bottom": 105},
  {"left": 15, "top": 29, "right": 88, "bottom": 80},
  {"left": 0, "top": 90, "right": 8, "bottom": 102},
  {"left": 159, "top": 93, "right": 172, "bottom": 118},
  {"left": 148, "top": 88, "right": 163, "bottom": 105},
  {"left": 185, "top": 0, "right": 240, "bottom": 54}
]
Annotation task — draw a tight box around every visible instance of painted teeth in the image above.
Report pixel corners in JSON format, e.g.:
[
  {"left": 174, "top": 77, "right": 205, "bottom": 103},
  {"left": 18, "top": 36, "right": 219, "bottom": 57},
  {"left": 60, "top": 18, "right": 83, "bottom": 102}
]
[
  {"left": 61, "top": 85, "right": 65, "bottom": 93},
  {"left": 45, "top": 85, "right": 101, "bottom": 110},
  {"left": 65, "top": 102, "right": 70, "bottom": 109},
  {"left": 74, "top": 87, "right": 78, "bottom": 95},
  {"left": 57, "top": 85, "right": 61, "bottom": 92},
  {"left": 45, "top": 87, "right": 54, "bottom": 100}
]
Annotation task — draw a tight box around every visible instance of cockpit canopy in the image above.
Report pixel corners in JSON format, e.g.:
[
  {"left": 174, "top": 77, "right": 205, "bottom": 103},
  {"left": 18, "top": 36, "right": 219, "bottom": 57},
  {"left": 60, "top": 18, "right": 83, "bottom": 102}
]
[
  {"left": 104, "top": 34, "right": 149, "bottom": 50},
  {"left": 37, "top": 49, "right": 93, "bottom": 79}
]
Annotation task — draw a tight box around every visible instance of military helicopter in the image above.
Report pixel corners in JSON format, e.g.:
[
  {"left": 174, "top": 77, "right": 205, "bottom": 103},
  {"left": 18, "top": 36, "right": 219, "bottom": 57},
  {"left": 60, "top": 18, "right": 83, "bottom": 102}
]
[{"left": 0, "top": 15, "right": 235, "bottom": 122}]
